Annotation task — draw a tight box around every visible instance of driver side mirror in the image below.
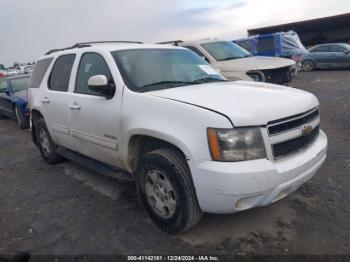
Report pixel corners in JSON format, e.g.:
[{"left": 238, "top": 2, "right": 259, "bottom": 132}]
[
  {"left": 344, "top": 50, "right": 350, "bottom": 55},
  {"left": 201, "top": 56, "right": 210, "bottom": 63},
  {"left": 88, "top": 75, "right": 115, "bottom": 99}
]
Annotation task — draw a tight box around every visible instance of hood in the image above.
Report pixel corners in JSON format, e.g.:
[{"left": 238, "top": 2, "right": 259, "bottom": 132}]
[
  {"left": 149, "top": 81, "right": 318, "bottom": 126},
  {"left": 14, "top": 89, "right": 28, "bottom": 101},
  {"left": 215, "top": 56, "right": 296, "bottom": 72}
]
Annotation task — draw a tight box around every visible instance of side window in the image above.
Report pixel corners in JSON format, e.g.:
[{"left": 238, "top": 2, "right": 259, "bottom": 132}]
[
  {"left": 184, "top": 46, "right": 205, "bottom": 57},
  {"left": 311, "top": 46, "right": 329, "bottom": 53},
  {"left": 48, "top": 54, "right": 76, "bottom": 92},
  {"left": 256, "top": 38, "right": 275, "bottom": 52},
  {"left": 75, "top": 53, "right": 113, "bottom": 96},
  {"left": 10, "top": 77, "right": 30, "bottom": 92},
  {"left": 329, "top": 45, "right": 345, "bottom": 52},
  {"left": 183, "top": 46, "right": 209, "bottom": 63},
  {"left": 236, "top": 40, "right": 252, "bottom": 52},
  {"left": 0, "top": 81, "right": 8, "bottom": 93},
  {"left": 30, "top": 58, "right": 53, "bottom": 88}
]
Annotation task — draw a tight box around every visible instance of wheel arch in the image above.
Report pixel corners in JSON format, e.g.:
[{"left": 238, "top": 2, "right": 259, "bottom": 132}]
[
  {"left": 303, "top": 58, "right": 316, "bottom": 67},
  {"left": 127, "top": 133, "right": 191, "bottom": 174}
]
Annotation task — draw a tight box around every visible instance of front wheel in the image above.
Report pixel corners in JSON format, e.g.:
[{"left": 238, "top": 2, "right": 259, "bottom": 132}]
[
  {"left": 136, "top": 148, "right": 202, "bottom": 234},
  {"left": 302, "top": 60, "right": 315, "bottom": 72}
]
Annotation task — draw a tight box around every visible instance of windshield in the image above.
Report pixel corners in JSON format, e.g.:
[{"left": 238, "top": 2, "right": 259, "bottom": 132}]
[
  {"left": 111, "top": 49, "right": 225, "bottom": 92},
  {"left": 201, "top": 41, "right": 251, "bottom": 61}
]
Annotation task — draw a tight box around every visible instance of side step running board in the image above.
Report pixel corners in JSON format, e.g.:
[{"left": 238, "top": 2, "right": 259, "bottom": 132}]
[{"left": 57, "top": 147, "right": 134, "bottom": 183}]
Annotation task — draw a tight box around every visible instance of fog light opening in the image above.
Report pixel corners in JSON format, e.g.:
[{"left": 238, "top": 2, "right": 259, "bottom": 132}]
[
  {"left": 235, "top": 194, "right": 263, "bottom": 211},
  {"left": 273, "top": 187, "right": 293, "bottom": 203}
]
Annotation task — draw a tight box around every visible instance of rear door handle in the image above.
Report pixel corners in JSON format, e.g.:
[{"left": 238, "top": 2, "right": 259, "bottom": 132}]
[
  {"left": 69, "top": 103, "right": 81, "bottom": 110},
  {"left": 41, "top": 97, "right": 50, "bottom": 104}
]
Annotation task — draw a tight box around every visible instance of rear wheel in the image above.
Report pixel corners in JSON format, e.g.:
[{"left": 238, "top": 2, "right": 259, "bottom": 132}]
[
  {"left": 34, "top": 118, "right": 62, "bottom": 164},
  {"left": 14, "top": 106, "right": 29, "bottom": 129},
  {"left": 302, "top": 60, "right": 315, "bottom": 72},
  {"left": 136, "top": 148, "right": 202, "bottom": 233}
]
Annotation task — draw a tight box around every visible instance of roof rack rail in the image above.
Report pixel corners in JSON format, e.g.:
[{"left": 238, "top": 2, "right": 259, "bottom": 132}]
[
  {"left": 157, "top": 40, "right": 183, "bottom": 46},
  {"left": 45, "top": 41, "right": 143, "bottom": 55},
  {"left": 74, "top": 41, "right": 144, "bottom": 46},
  {"left": 45, "top": 44, "right": 91, "bottom": 55}
]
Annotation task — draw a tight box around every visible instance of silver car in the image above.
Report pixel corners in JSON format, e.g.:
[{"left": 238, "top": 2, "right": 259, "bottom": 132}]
[{"left": 301, "top": 43, "right": 350, "bottom": 71}]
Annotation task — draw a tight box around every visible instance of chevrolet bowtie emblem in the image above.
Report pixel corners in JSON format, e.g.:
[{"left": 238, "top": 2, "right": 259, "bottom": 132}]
[{"left": 301, "top": 125, "right": 313, "bottom": 136}]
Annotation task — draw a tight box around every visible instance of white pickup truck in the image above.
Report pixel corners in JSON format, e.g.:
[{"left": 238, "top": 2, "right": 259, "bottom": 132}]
[
  {"left": 159, "top": 39, "right": 297, "bottom": 84},
  {"left": 29, "top": 42, "right": 328, "bottom": 233}
]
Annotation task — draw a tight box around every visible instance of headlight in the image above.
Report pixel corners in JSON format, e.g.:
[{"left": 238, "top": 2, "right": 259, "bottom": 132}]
[
  {"left": 247, "top": 72, "right": 265, "bottom": 82},
  {"left": 207, "top": 128, "right": 266, "bottom": 162}
]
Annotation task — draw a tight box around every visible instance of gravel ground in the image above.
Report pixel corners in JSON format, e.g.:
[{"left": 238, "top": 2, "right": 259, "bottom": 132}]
[{"left": 0, "top": 71, "right": 349, "bottom": 259}]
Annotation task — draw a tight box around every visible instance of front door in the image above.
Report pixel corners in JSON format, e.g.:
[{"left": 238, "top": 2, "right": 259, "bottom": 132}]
[
  {"left": 310, "top": 45, "right": 331, "bottom": 67},
  {"left": 69, "top": 52, "right": 123, "bottom": 167}
]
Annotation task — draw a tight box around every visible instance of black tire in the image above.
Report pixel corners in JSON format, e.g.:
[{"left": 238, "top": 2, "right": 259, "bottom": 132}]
[
  {"left": 136, "top": 148, "right": 202, "bottom": 233},
  {"left": 34, "top": 118, "right": 62, "bottom": 164},
  {"left": 302, "top": 60, "right": 315, "bottom": 72},
  {"left": 14, "top": 106, "right": 29, "bottom": 129}
]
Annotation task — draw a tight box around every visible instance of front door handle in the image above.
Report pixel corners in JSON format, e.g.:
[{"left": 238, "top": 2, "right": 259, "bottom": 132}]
[
  {"left": 41, "top": 97, "right": 50, "bottom": 104},
  {"left": 69, "top": 103, "right": 81, "bottom": 110}
]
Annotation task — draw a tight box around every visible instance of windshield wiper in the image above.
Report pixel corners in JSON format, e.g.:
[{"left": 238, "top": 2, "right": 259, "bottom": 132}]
[
  {"left": 138, "top": 81, "right": 198, "bottom": 92},
  {"left": 218, "top": 57, "right": 239, "bottom": 61},
  {"left": 192, "top": 77, "right": 227, "bottom": 84}
]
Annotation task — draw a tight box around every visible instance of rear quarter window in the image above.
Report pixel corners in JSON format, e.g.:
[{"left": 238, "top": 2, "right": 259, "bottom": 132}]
[{"left": 30, "top": 58, "right": 53, "bottom": 88}]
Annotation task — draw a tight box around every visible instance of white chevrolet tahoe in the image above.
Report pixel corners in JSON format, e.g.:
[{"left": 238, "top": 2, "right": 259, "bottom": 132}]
[
  {"left": 159, "top": 39, "right": 297, "bottom": 85},
  {"left": 29, "top": 41, "right": 327, "bottom": 233}
]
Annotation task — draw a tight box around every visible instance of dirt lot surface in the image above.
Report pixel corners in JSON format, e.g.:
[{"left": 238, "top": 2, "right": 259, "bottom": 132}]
[{"left": 0, "top": 71, "right": 349, "bottom": 258}]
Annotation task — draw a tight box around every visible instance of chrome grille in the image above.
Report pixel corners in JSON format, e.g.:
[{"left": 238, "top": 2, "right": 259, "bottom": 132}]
[
  {"left": 267, "top": 108, "right": 320, "bottom": 160},
  {"left": 272, "top": 126, "right": 320, "bottom": 159},
  {"left": 268, "top": 109, "right": 319, "bottom": 136}
]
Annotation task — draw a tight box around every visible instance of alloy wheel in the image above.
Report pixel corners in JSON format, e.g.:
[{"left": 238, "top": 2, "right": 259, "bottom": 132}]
[
  {"left": 38, "top": 127, "right": 51, "bottom": 157},
  {"left": 144, "top": 169, "right": 177, "bottom": 219},
  {"left": 303, "top": 61, "right": 314, "bottom": 71}
]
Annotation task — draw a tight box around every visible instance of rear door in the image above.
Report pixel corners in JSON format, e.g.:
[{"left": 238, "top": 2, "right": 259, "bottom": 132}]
[
  {"left": 68, "top": 51, "right": 123, "bottom": 167},
  {"left": 43, "top": 54, "right": 76, "bottom": 150}
]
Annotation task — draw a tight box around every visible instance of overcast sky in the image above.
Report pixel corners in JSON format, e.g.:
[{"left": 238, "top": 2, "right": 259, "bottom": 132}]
[{"left": 1, "top": 0, "right": 350, "bottom": 66}]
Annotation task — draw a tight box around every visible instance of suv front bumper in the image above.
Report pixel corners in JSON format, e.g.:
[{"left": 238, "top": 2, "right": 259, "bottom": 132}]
[{"left": 189, "top": 130, "right": 327, "bottom": 214}]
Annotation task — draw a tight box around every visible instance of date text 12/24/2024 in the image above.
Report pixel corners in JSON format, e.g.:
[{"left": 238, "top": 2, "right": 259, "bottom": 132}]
[{"left": 127, "top": 256, "right": 220, "bottom": 261}]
